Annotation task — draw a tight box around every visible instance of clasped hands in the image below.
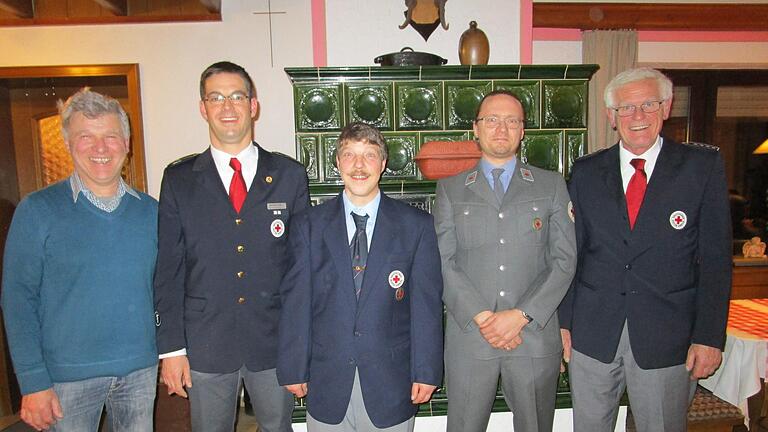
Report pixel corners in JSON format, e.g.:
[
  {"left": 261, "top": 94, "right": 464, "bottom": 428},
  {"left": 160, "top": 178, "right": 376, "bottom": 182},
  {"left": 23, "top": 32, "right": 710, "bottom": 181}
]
[
  {"left": 285, "top": 382, "right": 437, "bottom": 404},
  {"left": 474, "top": 309, "right": 530, "bottom": 351}
]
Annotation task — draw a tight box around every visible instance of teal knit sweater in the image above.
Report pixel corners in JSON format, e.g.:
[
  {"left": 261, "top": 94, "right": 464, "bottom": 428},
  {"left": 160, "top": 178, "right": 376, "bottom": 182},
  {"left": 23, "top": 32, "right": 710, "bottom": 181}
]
[{"left": 1, "top": 181, "right": 158, "bottom": 394}]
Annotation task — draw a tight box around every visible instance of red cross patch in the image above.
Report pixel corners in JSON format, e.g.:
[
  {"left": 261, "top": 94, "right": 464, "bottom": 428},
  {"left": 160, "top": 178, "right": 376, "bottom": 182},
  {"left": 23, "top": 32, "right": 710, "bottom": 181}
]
[
  {"left": 270, "top": 219, "right": 285, "bottom": 238},
  {"left": 669, "top": 211, "right": 687, "bottom": 230},
  {"left": 389, "top": 270, "right": 405, "bottom": 289}
]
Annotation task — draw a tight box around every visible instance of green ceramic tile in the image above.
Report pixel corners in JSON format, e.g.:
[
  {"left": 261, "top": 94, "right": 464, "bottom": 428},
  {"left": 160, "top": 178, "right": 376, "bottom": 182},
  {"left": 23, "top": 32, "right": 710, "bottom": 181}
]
[
  {"left": 521, "top": 130, "right": 564, "bottom": 173},
  {"left": 543, "top": 81, "right": 587, "bottom": 129},
  {"left": 395, "top": 82, "right": 443, "bottom": 130},
  {"left": 321, "top": 134, "right": 341, "bottom": 181},
  {"left": 493, "top": 80, "right": 541, "bottom": 129},
  {"left": 296, "top": 134, "right": 320, "bottom": 182},
  {"left": 565, "top": 130, "right": 587, "bottom": 177},
  {"left": 445, "top": 81, "right": 491, "bottom": 130},
  {"left": 382, "top": 132, "right": 418, "bottom": 179},
  {"left": 285, "top": 65, "right": 599, "bottom": 84},
  {"left": 345, "top": 83, "right": 393, "bottom": 130},
  {"left": 419, "top": 131, "right": 469, "bottom": 145},
  {"left": 295, "top": 84, "right": 343, "bottom": 132}
]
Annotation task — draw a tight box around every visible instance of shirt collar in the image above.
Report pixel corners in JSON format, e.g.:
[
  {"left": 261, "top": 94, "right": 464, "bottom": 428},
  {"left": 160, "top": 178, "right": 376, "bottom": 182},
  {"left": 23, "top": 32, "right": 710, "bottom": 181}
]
[
  {"left": 69, "top": 172, "right": 140, "bottom": 203},
  {"left": 210, "top": 142, "right": 259, "bottom": 171},
  {"left": 480, "top": 156, "right": 517, "bottom": 182},
  {"left": 619, "top": 136, "right": 663, "bottom": 169},
  {"left": 343, "top": 190, "right": 381, "bottom": 221}
]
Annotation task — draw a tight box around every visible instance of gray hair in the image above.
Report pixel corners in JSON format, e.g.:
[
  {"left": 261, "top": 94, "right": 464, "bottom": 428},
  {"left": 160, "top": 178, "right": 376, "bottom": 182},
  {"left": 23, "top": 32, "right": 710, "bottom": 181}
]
[
  {"left": 57, "top": 87, "right": 130, "bottom": 142},
  {"left": 337, "top": 122, "right": 388, "bottom": 160},
  {"left": 604, "top": 67, "right": 673, "bottom": 108}
]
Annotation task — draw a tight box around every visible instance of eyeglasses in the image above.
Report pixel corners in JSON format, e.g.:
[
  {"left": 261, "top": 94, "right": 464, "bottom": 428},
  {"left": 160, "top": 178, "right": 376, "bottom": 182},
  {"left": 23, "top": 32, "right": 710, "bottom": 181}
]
[
  {"left": 476, "top": 116, "right": 524, "bottom": 129},
  {"left": 611, "top": 100, "right": 665, "bottom": 117},
  {"left": 202, "top": 92, "right": 250, "bottom": 106}
]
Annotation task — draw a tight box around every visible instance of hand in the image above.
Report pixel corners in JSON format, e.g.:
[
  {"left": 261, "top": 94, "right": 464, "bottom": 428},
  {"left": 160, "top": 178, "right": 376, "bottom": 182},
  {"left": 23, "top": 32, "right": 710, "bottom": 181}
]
[
  {"left": 285, "top": 383, "right": 307, "bottom": 398},
  {"left": 411, "top": 383, "right": 437, "bottom": 404},
  {"left": 20, "top": 388, "right": 63, "bottom": 431},
  {"left": 560, "top": 328, "right": 572, "bottom": 373},
  {"left": 685, "top": 344, "right": 722, "bottom": 379},
  {"left": 473, "top": 310, "right": 493, "bottom": 326},
  {"left": 161, "top": 355, "right": 192, "bottom": 398},
  {"left": 479, "top": 309, "right": 528, "bottom": 350}
]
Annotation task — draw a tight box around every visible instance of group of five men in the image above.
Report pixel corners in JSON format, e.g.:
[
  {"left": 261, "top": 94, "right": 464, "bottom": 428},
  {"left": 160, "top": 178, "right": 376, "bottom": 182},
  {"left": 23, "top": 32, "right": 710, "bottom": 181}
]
[{"left": 2, "top": 60, "right": 730, "bottom": 432}]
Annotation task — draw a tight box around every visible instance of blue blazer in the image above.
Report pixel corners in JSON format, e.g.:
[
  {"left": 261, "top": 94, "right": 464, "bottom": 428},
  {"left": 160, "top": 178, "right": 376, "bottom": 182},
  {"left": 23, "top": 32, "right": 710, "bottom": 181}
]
[
  {"left": 559, "top": 139, "right": 732, "bottom": 369},
  {"left": 277, "top": 193, "right": 444, "bottom": 428},
  {"left": 154, "top": 144, "right": 309, "bottom": 373}
]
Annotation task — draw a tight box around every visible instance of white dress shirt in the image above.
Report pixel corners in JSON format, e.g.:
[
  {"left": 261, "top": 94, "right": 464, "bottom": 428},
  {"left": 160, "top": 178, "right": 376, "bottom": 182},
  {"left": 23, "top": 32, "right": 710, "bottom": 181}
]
[{"left": 619, "top": 136, "right": 663, "bottom": 193}]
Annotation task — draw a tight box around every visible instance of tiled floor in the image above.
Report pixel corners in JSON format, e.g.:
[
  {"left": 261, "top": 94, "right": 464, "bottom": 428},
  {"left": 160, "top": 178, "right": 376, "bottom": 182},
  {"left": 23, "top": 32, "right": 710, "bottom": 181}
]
[{"left": 0, "top": 408, "right": 259, "bottom": 432}]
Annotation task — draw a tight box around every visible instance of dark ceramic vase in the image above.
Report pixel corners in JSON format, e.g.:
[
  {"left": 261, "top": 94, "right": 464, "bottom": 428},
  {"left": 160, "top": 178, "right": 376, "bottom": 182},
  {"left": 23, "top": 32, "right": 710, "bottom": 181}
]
[{"left": 459, "top": 21, "right": 490, "bottom": 65}]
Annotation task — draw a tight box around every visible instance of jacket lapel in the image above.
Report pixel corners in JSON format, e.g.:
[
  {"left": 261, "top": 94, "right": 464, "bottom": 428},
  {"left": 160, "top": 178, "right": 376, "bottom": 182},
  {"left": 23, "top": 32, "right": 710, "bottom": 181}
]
[
  {"left": 241, "top": 144, "right": 272, "bottom": 214},
  {"left": 599, "top": 144, "right": 631, "bottom": 237},
  {"left": 628, "top": 140, "right": 683, "bottom": 257},
  {"left": 192, "top": 149, "right": 236, "bottom": 216},
  {"left": 323, "top": 195, "right": 359, "bottom": 312},
  {"left": 355, "top": 194, "right": 393, "bottom": 313},
  {"left": 466, "top": 162, "right": 500, "bottom": 209}
]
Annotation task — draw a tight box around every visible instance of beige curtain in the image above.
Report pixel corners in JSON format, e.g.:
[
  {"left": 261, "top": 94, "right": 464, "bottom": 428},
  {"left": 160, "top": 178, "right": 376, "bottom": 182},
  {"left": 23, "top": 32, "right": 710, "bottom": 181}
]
[{"left": 582, "top": 30, "right": 638, "bottom": 152}]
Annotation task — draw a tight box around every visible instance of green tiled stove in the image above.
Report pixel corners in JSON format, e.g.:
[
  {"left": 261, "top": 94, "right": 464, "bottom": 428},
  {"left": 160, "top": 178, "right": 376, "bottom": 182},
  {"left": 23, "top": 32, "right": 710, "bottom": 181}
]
[{"left": 285, "top": 64, "right": 599, "bottom": 420}]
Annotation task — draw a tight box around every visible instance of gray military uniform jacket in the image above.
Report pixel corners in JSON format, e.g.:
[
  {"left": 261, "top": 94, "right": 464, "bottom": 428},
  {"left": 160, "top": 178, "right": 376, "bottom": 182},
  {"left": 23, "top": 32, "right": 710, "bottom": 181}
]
[{"left": 434, "top": 161, "right": 577, "bottom": 359}]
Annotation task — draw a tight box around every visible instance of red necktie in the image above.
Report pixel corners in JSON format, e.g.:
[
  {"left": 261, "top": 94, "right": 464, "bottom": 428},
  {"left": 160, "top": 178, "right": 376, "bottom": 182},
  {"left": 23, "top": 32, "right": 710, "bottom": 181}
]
[
  {"left": 626, "top": 158, "right": 647, "bottom": 230},
  {"left": 229, "top": 158, "right": 247, "bottom": 213}
]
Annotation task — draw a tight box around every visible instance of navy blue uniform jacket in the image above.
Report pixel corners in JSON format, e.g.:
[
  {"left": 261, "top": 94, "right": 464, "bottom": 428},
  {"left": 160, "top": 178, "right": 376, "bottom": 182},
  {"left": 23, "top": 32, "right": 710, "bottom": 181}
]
[
  {"left": 154, "top": 144, "right": 309, "bottom": 373},
  {"left": 277, "top": 193, "right": 444, "bottom": 428},
  {"left": 559, "top": 140, "right": 732, "bottom": 369}
]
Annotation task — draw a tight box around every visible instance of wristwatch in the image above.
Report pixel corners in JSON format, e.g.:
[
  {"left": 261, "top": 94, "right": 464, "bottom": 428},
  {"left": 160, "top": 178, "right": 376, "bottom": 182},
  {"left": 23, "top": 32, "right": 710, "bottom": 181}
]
[{"left": 521, "top": 310, "right": 533, "bottom": 323}]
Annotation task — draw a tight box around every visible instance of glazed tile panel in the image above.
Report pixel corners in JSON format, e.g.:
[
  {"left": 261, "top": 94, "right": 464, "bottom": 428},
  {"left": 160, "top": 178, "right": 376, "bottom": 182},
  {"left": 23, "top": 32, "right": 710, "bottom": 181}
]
[
  {"left": 285, "top": 65, "right": 599, "bottom": 419},
  {"left": 287, "top": 65, "right": 597, "bottom": 180}
]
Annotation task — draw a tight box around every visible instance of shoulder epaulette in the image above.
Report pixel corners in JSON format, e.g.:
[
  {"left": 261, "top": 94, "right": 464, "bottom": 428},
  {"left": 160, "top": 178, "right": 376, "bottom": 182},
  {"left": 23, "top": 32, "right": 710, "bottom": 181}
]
[
  {"left": 272, "top": 151, "right": 306, "bottom": 167},
  {"left": 682, "top": 142, "right": 720, "bottom": 152},
  {"left": 167, "top": 153, "right": 198, "bottom": 167},
  {"left": 574, "top": 147, "right": 609, "bottom": 163}
]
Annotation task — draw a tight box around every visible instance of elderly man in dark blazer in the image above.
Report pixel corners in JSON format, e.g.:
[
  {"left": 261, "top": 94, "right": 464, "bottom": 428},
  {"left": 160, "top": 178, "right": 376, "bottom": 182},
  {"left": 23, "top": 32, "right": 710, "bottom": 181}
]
[
  {"left": 559, "top": 67, "right": 732, "bottom": 432},
  {"left": 154, "top": 61, "right": 309, "bottom": 432},
  {"left": 277, "top": 122, "right": 444, "bottom": 432}
]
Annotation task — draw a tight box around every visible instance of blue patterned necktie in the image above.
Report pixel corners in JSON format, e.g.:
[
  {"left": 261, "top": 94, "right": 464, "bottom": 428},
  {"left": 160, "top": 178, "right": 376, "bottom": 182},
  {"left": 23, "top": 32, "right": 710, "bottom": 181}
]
[
  {"left": 492, "top": 168, "right": 505, "bottom": 204},
  {"left": 350, "top": 212, "right": 369, "bottom": 299}
]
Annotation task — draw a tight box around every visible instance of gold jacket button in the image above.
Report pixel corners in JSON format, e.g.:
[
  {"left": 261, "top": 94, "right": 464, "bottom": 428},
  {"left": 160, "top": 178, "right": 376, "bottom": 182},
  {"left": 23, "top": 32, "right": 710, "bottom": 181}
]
[
  {"left": 235, "top": 218, "right": 243, "bottom": 225},
  {"left": 236, "top": 245, "right": 245, "bottom": 253},
  {"left": 236, "top": 271, "right": 245, "bottom": 278},
  {"left": 238, "top": 297, "right": 246, "bottom": 304}
]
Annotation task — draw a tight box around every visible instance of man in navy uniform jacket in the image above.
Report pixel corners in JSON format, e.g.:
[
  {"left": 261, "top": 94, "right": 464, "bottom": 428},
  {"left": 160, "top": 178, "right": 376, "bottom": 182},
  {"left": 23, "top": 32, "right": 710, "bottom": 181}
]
[
  {"left": 154, "top": 61, "right": 309, "bottom": 432},
  {"left": 277, "top": 122, "right": 444, "bottom": 432},
  {"left": 559, "top": 67, "right": 732, "bottom": 432}
]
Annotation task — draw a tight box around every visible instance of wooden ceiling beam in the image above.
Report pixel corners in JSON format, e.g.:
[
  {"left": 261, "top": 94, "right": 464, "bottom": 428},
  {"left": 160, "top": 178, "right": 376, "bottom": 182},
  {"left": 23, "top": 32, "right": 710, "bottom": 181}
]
[
  {"left": 533, "top": 3, "right": 768, "bottom": 31},
  {"left": 199, "top": 0, "right": 221, "bottom": 14},
  {"left": 93, "top": 0, "right": 127, "bottom": 16},
  {"left": 0, "top": 0, "right": 33, "bottom": 18}
]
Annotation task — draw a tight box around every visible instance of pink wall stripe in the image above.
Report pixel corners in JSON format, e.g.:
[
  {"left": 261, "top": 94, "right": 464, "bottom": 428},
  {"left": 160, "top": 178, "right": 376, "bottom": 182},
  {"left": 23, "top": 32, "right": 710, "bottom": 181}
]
[
  {"left": 311, "top": 0, "right": 327, "bottom": 67},
  {"left": 533, "top": 27, "right": 768, "bottom": 43},
  {"left": 520, "top": 0, "right": 533, "bottom": 64}
]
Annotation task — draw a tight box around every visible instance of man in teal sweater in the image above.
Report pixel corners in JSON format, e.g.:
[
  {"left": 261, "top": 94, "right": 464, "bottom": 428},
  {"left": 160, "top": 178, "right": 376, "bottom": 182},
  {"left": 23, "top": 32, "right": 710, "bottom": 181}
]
[{"left": 1, "top": 88, "right": 158, "bottom": 431}]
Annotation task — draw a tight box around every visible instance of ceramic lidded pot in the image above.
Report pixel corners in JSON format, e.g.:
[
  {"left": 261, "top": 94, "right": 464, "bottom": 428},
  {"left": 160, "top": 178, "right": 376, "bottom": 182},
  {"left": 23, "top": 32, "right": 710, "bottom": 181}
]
[{"left": 458, "top": 21, "right": 490, "bottom": 65}]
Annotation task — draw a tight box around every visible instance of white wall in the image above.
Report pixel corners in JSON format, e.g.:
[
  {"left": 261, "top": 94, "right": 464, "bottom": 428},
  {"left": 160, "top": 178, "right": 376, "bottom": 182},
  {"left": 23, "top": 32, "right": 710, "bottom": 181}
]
[
  {"left": 0, "top": 0, "right": 314, "bottom": 196},
  {"left": 325, "top": 0, "right": 521, "bottom": 67},
  {"left": 533, "top": 39, "right": 768, "bottom": 67}
]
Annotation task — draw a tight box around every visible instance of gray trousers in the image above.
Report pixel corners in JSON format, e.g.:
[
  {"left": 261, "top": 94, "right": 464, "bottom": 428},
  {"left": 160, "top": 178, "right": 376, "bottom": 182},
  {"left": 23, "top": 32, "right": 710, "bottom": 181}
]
[
  {"left": 188, "top": 366, "right": 294, "bottom": 432},
  {"left": 569, "top": 323, "right": 697, "bottom": 432},
  {"left": 445, "top": 352, "right": 561, "bottom": 432},
  {"left": 307, "top": 370, "right": 415, "bottom": 432}
]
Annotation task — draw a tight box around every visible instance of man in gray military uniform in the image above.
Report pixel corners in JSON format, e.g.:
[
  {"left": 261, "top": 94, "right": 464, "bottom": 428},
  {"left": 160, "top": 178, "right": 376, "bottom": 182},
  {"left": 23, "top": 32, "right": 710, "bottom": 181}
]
[{"left": 434, "top": 90, "right": 577, "bottom": 432}]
